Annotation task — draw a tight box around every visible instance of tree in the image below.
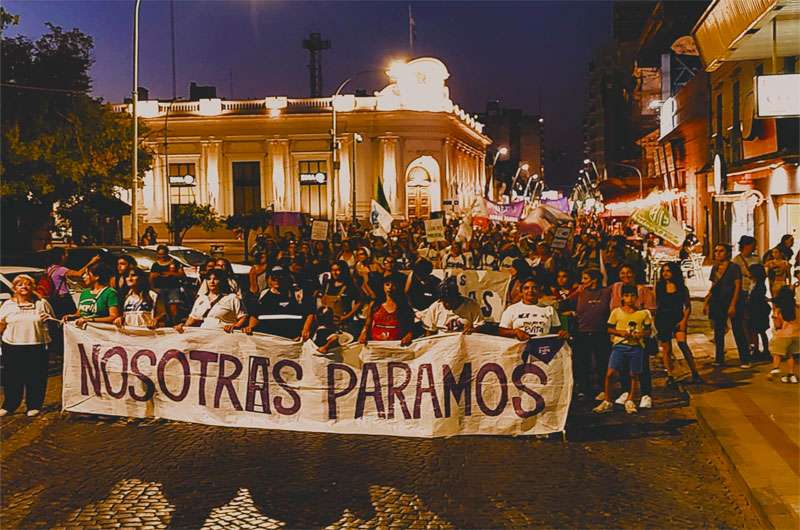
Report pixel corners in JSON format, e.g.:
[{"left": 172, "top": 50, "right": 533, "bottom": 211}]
[
  {"left": 0, "top": 13, "right": 153, "bottom": 253},
  {"left": 168, "top": 204, "right": 219, "bottom": 246},
  {"left": 225, "top": 208, "right": 272, "bottom": 263}
]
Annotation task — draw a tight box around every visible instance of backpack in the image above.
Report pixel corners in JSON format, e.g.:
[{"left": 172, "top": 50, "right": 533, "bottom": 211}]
[{"left": 35, "top": 271, "right": 56, "bottom": 299}]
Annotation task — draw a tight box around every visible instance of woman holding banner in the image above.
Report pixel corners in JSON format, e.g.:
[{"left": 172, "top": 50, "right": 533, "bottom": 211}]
[
  {"left": 176, "top": 269, "right": 247, "bottom": 333},
  {"left": 62, "top": 262, "right": 120, "bottom": 329},
  {"left": 499, "top": 277, "right": 564, "bottom": 342},
  {"left": 358, "top": 276, "right": 414, "bottom": 346},
  {"left": 0, "top": 274, "right": 55, "bottom": 417}
]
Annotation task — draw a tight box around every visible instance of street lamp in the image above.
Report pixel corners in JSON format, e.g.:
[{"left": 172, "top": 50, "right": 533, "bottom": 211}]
[
  {"left": 131, "top": 0, "right": 142, "bottom": 245},
  {"left": 583, "top": 158, "right": 600, "bottom": 181},
  {"left": 485, "top": 146, "right": 508, "bottom": 197},
  {"left": 609, "top": 161, "right": 644, "bottom": 199},
  {"left": 511, "top": 162, "right": 529, "bottom": 200},
  {"left": 352, "top": 132, "right": 363, "bottom": 224},
  {"left": 331, "top": 68, "right": 383, "bottom": 225}
]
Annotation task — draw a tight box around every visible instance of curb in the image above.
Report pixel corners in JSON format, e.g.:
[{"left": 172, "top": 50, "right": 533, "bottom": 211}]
[{"left": 686, "top": 388, "right": 774, "bottom": 530}]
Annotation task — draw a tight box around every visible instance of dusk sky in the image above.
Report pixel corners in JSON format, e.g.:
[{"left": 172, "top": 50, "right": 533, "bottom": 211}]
[{"left": 5, "top": 0, "right": 613, "bottom": 183}]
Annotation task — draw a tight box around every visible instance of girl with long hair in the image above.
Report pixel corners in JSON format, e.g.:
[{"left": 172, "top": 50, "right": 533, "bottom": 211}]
[
  {"left": 177, "top": 269, "right": 247, "bottom": 333},
  {"left": 113, "top": 268, "right": 166, "bottom": 329},
  {"left": 655, "top": 262, "right": 701, "bottom": 384},
  {"left": 62, "top": 262, "right": 120, "bottom": 328},
  {"left": 769, "top": 286, "right": 800, "bottom": 384}
]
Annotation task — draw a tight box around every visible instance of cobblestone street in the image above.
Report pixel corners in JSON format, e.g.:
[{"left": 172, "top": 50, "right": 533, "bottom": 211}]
[{"left": 1, "top": 372, "right": 761, "bottom": 529}]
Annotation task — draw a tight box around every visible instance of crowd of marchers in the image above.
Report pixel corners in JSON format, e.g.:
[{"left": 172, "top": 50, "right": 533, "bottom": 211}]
[{"left": 1, "top": 216, "right": 798, "bottom": 419}]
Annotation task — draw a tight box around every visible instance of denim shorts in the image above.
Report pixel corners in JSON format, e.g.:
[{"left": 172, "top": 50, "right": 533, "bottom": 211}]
[
  {"left": 160, "top": 288, "right": 183, "bottom": 305},
  {"left": 609, "top": 344, "right": 644, "bottom": 374}
]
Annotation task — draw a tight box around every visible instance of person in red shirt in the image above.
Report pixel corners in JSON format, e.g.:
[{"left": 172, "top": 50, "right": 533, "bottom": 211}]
[{"left": 359, "top": 276, "right": 414, "bottom": 346}]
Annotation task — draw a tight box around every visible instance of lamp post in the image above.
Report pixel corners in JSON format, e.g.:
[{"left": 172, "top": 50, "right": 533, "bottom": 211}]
[
  {"left": 609, "top": 161, "right": 644, "bottom": 199},
  {"left": 485, "top": 146, "right": 508, "bottom": 197},
  {"left": 131, "top": 0, "right": 142, "bottom": 245},
  {"left": 583, "top": 158, "right": 601, "bottom": 181},
  {"left": 511, "top": 162, "right": 529, "bottom": 199},
  {"left": 331, "top": 69, "right": 382, "bottom": 226},
  {"left": 352, "top": 132, "right": 363, "bottom": 224}
]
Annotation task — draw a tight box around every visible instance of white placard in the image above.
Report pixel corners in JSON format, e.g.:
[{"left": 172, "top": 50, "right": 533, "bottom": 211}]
[
  {"left": 311, "top": 220, "right": 329, "bottom": 241},
  {"left": 424, "top": 218, "right": 445, "bottom": 242}
]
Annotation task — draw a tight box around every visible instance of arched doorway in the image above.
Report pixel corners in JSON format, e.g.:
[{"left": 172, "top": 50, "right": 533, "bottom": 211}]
[{"left": 405, "top": 156, "right": 441, "bottom": 219}]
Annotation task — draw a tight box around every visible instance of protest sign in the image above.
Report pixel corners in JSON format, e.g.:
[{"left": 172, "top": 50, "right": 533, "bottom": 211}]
[
  {"left": 631, "top": 203, "right": 684, "bottom": 246},
  {"left": 311, "top": 220, "right": 329, "bottom": 241},
  {"left": 432, "top": 269, "right": 511, "bottom": 323},
  {"left": 424, "top": 218, "right": 445, "bottom": 242},
  {"left": 63, "top": 325, "right": 573, "bottom": 438},
  {"left": 484, "top": 199, "right": 525, "bottom": 222},
  {"left": 550, "top": 220, "right": 574, "bottom": 250}
]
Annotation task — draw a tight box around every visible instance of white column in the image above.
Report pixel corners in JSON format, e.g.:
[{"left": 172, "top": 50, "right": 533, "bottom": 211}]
[
  {"left": 379, "top": 136, "right": 400, "bottom": 214},
  {"left": 204, "top": 141, "right": 222, "bottom": 213},
  {"left": 337, "top": 137, "right": 352, "bottom": 218},
  {"left": 268, "top": 139, "right": 290, "bottom": 211}
]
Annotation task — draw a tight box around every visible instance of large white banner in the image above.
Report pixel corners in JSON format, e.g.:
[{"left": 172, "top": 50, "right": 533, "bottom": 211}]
[
  {"left": 433, "top": 269, "right": 511, "bottom": 323},
  {"left": 63, "top": 324, "right": 572, "bottom": 438}
]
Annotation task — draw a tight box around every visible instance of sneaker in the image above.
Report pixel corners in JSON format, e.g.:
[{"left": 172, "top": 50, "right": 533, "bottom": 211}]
[
  {"left": 624, "top": 400, "right": 637, "bottom": 414},
  {"left": 639, "top": 395, "right": 652, "bottom": 409},
  {"left": 769, "top": 368, "right": 780, "bottom": 380},
  {"left": 595, "top": 391, "right": 606, "bottom": 401},
  {"left": 780, "top": 375, "right": 799, "bottom": 384},
  {"left": 740, "top": 363, "right": 752, "bottom": 369},
  {"left": 614, "top": 392, "right": 629, "bottom": 406},
  {"left": 593, "top": 400, "right": 613, "bottom": 414},
  {"left": 26, "top": 409, "right": 40, "bottom": 417},
  {"left": 0, "top": 409, "right": 8, "bottom": 417}
]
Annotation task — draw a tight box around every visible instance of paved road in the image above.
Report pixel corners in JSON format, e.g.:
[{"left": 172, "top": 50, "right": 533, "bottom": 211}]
[{"left": 1, "top": 374, "right": 760, "bottom": 530}]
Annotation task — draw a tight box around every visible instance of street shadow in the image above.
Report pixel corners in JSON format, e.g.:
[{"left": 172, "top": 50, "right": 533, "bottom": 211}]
[
  {"left": 567, "top": 417, "right": 697, "bottom": 443},
  {"left": 1, "top": 412, "right": 708, "bottom": 530}
]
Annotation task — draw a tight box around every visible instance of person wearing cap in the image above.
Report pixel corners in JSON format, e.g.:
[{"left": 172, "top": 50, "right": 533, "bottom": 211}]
[
  {"left": 0, "top": 274, "right": 56, "bottom": 417},
  {"left": 415, "top": 277, "right": 484, "bottom": 335}
]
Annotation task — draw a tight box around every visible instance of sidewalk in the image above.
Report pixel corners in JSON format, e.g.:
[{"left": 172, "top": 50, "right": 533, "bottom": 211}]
[{"left": 678, "top": 329, "right": 800, "bottom": 529}]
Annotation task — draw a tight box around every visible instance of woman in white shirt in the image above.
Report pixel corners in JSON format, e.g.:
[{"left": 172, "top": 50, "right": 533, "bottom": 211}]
[
  {"left": 113, "top": 268, "right": 166, "bottom": 329},
  {"left": 176, "top": 269, "right": 247, "bottom": 333},
  {"left": 499, "top": 277, "right": 564, "bottom": 342},
  {"left": 0, "top": 274, "right": 56, "bottom": 417}
]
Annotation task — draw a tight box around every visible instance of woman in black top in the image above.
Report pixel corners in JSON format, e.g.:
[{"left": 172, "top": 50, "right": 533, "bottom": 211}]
[
  {"left": 704, "top": 244, "right": 751, "bottom": 367},
  {"left": 306, "top": 260, "right": 362, "bottom": 338},
  {"left": 656, "top": 262, "right": 701, "bottom": 383},
  {"left": 245, "top": 271, "right": 304, "bottom": 338},
  {"left": 404, "top": 258, "right": 441, "bottom": 311}
]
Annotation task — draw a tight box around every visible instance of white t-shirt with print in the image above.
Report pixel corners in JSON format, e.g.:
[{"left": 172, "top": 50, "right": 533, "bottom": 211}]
[
  {"left": 416, "top": 298, "right": 485, "bottom": 333},
  {"left": 189, "top": 293, "right": 247, "bottom": 330},
  {"left": 500, "top": 302, "right": 561, "bottom": 337}
]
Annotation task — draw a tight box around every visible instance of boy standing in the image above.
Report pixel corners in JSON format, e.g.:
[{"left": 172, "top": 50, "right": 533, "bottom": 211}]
[{"left": 594, "top": 284, "right": 653, "bottom": 414}]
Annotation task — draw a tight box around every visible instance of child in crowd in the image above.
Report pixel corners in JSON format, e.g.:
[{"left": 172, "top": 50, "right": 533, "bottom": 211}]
[
  {"left": 768, "top": 286, "right": 800, "bottom": 384},
  {"left": 747, "top": 264, "right": 771, "bottom": 359},
  {"left": 594, "top": 284, "right": 653, "bottom": 415},
  {"left": 311, "top": 306, "right": 342, "bottom": 354}
]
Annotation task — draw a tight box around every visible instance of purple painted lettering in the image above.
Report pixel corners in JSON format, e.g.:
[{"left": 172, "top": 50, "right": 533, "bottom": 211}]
[
  {"left": 387, "top": 362, "right": 412, "bottom": 420},
  {"left": 100, "top": 347, "right": 128, "bottom": 399},
  {"left": 129, "top": 349, "right": 156, "bottom": 402},
  {"left": 475, "top": 363, "right": 508, "bottom": 416},
  {"left": 78, "top": 343, "right": 102, "bottom": 396},
  {"left": 327, "top": 363, "right": 357, "bottom": 420},
  {"left": 214, "top": 353, "right": 243, "bottom": 410},
  {"left": 157, "top": 349, "right": 191, "bottom": 401},
  {"left": 355, "top": 362, "right": 385, "bottom": 419},
  {"left": 245, "top": 356, "right": 271, "bottom": 414},
  {"left": 511, "top": 363, "right": 546, "bottom": 418},
  {"left": 443, "top": 362, "right": 472, "bottom": 417},
  {"left": 413, "top": 363, "right": 442, "bottom": 419},
  {"left": 189, "top": 350, "right": 219, "bottom": 406},
  {"left": 272, "top": 359, "right": 302, "bottom": 415}
]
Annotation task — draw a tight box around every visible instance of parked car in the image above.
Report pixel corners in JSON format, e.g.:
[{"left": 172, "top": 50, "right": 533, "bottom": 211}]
[{"left": 143, "top": 245, "right": 251, "bottom": 278}]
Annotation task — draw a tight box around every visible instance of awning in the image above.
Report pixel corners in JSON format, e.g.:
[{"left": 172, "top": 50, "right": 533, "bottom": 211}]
[{"left": 713, "top": 189, "right": 766, "bottom": 204}]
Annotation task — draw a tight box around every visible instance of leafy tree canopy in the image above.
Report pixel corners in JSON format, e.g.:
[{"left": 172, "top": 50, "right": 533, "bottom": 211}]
[
  {"left": 0, "top": 11, "right": 152, "bottom": 250},
  {"left": 168, "top": 204, "right": 219, "bottom": 245}
]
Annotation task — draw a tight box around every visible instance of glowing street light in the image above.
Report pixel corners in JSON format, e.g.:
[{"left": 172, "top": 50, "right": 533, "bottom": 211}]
[{"left": 485, "top": 146, "right": 508, "bottom": 197}]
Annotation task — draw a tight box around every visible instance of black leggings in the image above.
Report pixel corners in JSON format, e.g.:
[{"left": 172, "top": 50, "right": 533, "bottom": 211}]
[{"left": 1, "top": 342, "right": 49, "bottom": 412}]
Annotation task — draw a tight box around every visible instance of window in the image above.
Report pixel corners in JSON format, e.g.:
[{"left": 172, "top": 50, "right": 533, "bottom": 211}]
[
  {"left": 784, "top": 56, "right": 799, "bottom": 74},
  {"left": 169, "top": 162, "right": 197, "bottom": 219},
  {"left": 232, "top": 161, "right": 261, "bottom": 215},
  {"left": 755, "top": 63, "right": 764, "bottom": 77},
  {"left": 732, "top": 80, "right": 741, "bottom": 162},
  {"left": 298, "top": 160, "right": 328, "bottom": 219}
]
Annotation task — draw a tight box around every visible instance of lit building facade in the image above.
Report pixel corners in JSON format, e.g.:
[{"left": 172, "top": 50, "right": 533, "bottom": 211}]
[{"left": 113, "top": 58, "right": 490, "bottom": 242}]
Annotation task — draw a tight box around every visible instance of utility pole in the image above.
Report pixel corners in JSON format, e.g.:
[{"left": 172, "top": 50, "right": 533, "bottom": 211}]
[
  {"left": 302, "top": 33, "right": 331, "bottom": 97},
  {"left": 131, "top": 0, "right": 141, "bottom": 246},
  {"left": 170, "top": 0, "right": 176, "bottom": 99}
]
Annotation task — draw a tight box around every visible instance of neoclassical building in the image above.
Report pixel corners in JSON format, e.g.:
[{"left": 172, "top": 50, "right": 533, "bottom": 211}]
[{"left": 114, "top": 58, "right": 490, "bottom": 241}]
